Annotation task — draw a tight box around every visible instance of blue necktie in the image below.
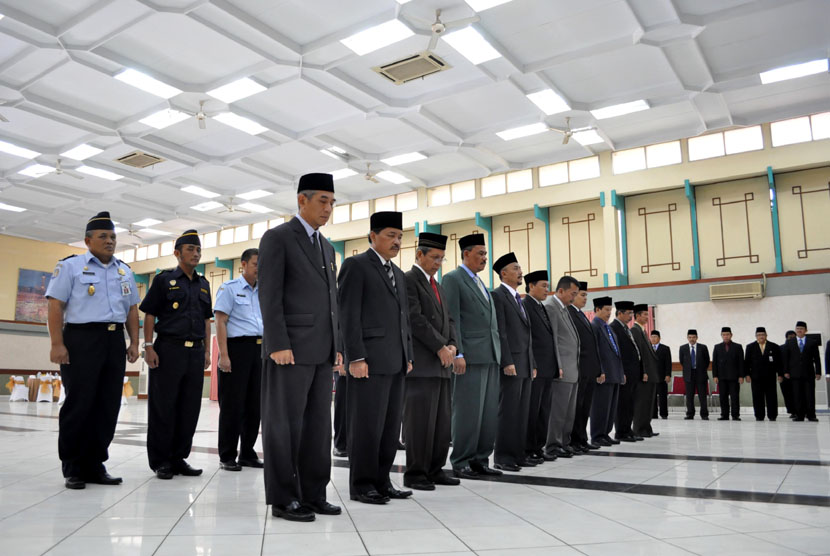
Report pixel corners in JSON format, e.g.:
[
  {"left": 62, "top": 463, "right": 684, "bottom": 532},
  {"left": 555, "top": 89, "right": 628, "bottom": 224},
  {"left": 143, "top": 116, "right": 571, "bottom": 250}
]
[
  {"left": 691, "top": 345, "right": 696, "bottom": 368},
  {"left": 604, "top": 323, "right": 619, "bottom": 355},
  {"left": 799, "top": 338, "right": 804, "bottom": 352}
]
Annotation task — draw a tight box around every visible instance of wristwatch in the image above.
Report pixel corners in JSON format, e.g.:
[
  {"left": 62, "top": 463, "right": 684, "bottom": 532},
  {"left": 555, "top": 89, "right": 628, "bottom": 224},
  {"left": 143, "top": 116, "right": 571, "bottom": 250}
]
[{"left": 143, "top": 342, "right": 153, "bottom": 349}]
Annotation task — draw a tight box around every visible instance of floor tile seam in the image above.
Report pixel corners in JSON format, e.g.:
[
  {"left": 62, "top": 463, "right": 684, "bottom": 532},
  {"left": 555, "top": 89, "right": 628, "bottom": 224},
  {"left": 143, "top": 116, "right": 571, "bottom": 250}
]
[
  {"left": 332, "top": 478, "right": 371, "bottom": 556},
  {"left": 659, "top": 534, "right": 714, "bottom": 556},
  {"left": 684, "top": 510, "right": 811, "bottom": 533},
  {"left": 0, "top": 456, "right": 68, "bottom": 491},
  {"left": 585, "top": 450, "right": 829, "bottom": 467},
  {"left": 405, "top": 487, "right": 485, "bottom": 555},
  {"left": 741, "top": 530, "right": 820, "bottom": 556}
]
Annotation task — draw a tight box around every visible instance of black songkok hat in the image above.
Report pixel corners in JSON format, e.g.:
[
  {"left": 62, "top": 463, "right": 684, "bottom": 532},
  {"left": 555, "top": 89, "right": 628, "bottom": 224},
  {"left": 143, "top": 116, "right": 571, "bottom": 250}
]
[
  {"left": 417, "top": 232, "right": 447, "bottom": 250},
  {"left": 593, "top": 296, "right": 612, "bottom": 309},
  {"left": 756, "top": 327, "right": 766, "bottom": 334},
  {"left": 459, "top": 233, "right": 486, "bottom": 250},
  {"left": 493, "top": 252, "right": 518, "bottom": 274},
  {"left": 721, "top": 326, "right": 732, "bottom": 333},
  {"left": 298, "top": 172, "right": 335, "bottom": 193},
  {"left": 687, "top": 329, "right": 698, "bottom": 336},
  {"left": 651, "top": 330, "right": 661, "bottom": 337},
  {"left": 86, "top": 211, "right": 115, "bottom": 232},
  {"left": 175, "top": 229, "right": 201, "bottom": 248},
  {"left": 615, "top": 301, "right": 635, "bottom": 311},
  {"left": 633, "top": 304, "right": 648, "bottom": 314},
  {"left": 578, "top": 281, "right": 588, "bottom": 291},
  {"left": 525, "top": 270, "right": 548, "bottom": 285},
  {"left": 370, "top": 211, "right": 402, "bottom": 231},
  {"left": 796, "top": 321, "right": 807, "bottom": 328}
]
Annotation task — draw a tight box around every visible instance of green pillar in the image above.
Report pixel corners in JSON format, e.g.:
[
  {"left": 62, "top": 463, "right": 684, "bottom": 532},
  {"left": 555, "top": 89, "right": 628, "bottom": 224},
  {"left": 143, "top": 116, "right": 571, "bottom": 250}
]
[
  {"left": 610, "top": 190, "right": 628, "bottom": 286},
  {"left": 767, "top": 167, "right": 783, "bottom": 273},
  {"left": 475, "top": 212, "right": 494, "bottom": 289},
  {"left": 684, "top": 179, "right": 701, "bottom": 280},
  {"left": 215, "top": 257, "right": 234, "bottom": 279},
  {"left": 533, "top": 204, "right": 551, "bottom": 280}
]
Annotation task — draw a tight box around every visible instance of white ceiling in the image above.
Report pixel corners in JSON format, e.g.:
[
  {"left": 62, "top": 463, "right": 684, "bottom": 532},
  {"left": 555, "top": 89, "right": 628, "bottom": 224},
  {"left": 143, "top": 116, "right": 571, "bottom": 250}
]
[{"left": 0, "top": 0, "right": 828, "bottom": 245}]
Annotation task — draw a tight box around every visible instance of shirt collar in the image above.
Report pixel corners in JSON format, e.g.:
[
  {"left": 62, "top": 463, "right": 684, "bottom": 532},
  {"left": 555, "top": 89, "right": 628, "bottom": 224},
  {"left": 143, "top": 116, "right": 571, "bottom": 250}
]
[
  {"left": 370, "top": 247, "right": 389, "bottom": 265},
  {"left": 552, "top": 295, "right": 566, "bottom": 309},
  {"left": 237, "top": 274, "right": 256, "bottom": 291},
  {"left": 295, "top": 213, "right": 316, "bottom": 238},
  {"left": 653, "top": 342, "right": 660, "bottom": 349},
  {"left": 459, "top": 263, "right": 477, "bottom": 278},
  {"left": 413, "top": 263, "right": 431, "bottom": 281},
  {"left": 84, "top": 250, "right": 112, "bottom": 268},
  {"left": 501, "top": 283, "right": 519, "bottom": 299}
]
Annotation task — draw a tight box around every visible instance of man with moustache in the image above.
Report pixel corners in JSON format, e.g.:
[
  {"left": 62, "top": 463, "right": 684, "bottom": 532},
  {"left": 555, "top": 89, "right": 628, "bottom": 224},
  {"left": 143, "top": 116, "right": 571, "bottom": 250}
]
[
  {"left": 631, "top": 304, "right": 659, "bottom": 438},
  {"left": 339, "top": 211, "right": 414, "bottom": 504},
  {"left": 650, "top": 331, "right": 672, "bottom": 420},
  {"left": 568, "top": 281, "right": 602, "bottom": 452},
  {"left": 712, "top": 327, "right": 745, "bottom": 421},
  {"left": 611, "top": 301, "right": 642, "bottom": 442},
  {"left": 491, "top": 253, "right": 536, "bottom": 472},
  {"left": 781, "top": 321, "right": 822, "bottom": 422},
  {"left": 744, "top": 327, "right": 782, "bottom": 421},
  {"left": 679, "top": 330, "right": 711, "bottom": 420},
  {"left": 590, "top": 297, "right": 624, "bottom": 447}
]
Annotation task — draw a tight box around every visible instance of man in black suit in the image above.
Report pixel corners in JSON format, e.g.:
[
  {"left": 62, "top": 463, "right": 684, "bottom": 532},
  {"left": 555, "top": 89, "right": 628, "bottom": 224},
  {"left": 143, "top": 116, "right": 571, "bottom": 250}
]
[
  {"left": 339, "top": 211, "right": 414, "bottom": 504},
  {"left": 631, "top": 304, "right": 659, "bottom": 438},
  {"left": 781, "top": 330, "right": 797, "bottom": 418},
  {"left": 258, "top": 173, "right": 343, "bottom": 522},
  {"left": 650, "top": 331, "right": 672, "bottom": 420},
  {"left": 403, "top": 233, "right": 459, "bottom": 491},
  {"left": 590, "top": 297, "right": 624, "bottom": 446},
  {"left": 712, "top": 326, "right": 744, "bottom": 421},
  {"left": 781, "top": 321, "right": 822, "bottom": 422},
  {"left": 744, "top": 327, "right": 782, "bottom": 421},
  {"left": 611, "top": 301, "right": 642, "bottom": 442},
  {"left": 678, "top": 330, "right": 710, "bottom": 420},
  {"left": 491, "top": 253, "right": 537, "bottom": 472},
  {"left": 522, "top": 271, "right": 557, "bottom": 461},
  {"left": 568, "top": 281, "right": 602, "bottom": 452}
]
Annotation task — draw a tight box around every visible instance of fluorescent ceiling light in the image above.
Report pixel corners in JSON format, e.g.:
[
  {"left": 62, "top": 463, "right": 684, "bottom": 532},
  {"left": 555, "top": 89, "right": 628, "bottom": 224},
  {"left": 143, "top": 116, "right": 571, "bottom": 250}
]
[
  {"left": 133, "top": 218, "right": 162, "bottom": 227},
  {"left": 139, "top": 109, "right": 189, "bottom": 130},
  {"left": 444, "top": 27, "right": 501, "bottom": 64},
  {"left": 341, "top": 19, "right": 414, "bottom": 56},
  {"left": 464, "top": 0, "right": 513, "bottom": 11},
  {"left": 591, "top": 100, "right": 649, "bottom": 120},
  {"left": 115, "top": 69, "right": 182, "bottom": 99},
  {"left": 77, "top": 165, "right": 123, "bottom": 180},
  {"left": 238, "top": 202, "right": 272, "bottom": 213},
  {"left": 237, "top": 189, "right": 271, "bottom": 200},
  {"left": 760, "top": 58, "right": 828, "bottom": 84},
  {"left": 396, "top": 0, "right": 412, "bottom": 4},
  {"left": 61, "top": 144, "right": 102, "bottom": 161},
  {"left": 320, "top": 146, "right": 347, "bottom": 160},
  {"left": 18, "top": 164, "right": 55, "bottom": 178},
  {"left": 331, "top": 168, "right": 358, "bottom": 180},
  {"left": 139, "top": 228, "right": 171, "bottom": 236},
  {"left": 527, "top": 89, "right": 570, "bottom": 115},
  {"left": 113, "top": 227, "right": 128, "bottom": 234},
  {"left": 0, "top": 201, "right": 25, "bottom": 212},
  {"left": 191, "top": 201, "right": 223, "bottom": 211},
  {"left": 0, "top": 140, "right": 40, "bottom": 159},
  {"left": 213, "top": 112, "right": 268, "bottom": 135},
  {"left": 207, "top": 78, "right": 267, "bottom": 103},
  {"left": 573, "top": 130, "right": 604, "bottom": 146},
  {"left": 181, "top": 185, "right": 220, "bottom": 198},
  {"left": 376, "top": 170, "right": 409, "bottom": 184},
  {"left": 381, "top": 152, "right": 426, "bottom": 166},
  {"left": 496, "top": 122, "right": 547, "bottom": 141}
]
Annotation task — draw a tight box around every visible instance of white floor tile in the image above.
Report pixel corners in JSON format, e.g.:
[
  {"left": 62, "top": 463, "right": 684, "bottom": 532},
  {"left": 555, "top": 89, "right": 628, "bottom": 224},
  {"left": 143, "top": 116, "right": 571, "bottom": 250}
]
[
  {"left": 155, "top": 534, "right": 264, "bottom": 556},
  {"left": 358, "top": 528, "right": 469, "bottom": 555},
  {"left": 261, "top": 532, "right": 367, "bottom": 556}
]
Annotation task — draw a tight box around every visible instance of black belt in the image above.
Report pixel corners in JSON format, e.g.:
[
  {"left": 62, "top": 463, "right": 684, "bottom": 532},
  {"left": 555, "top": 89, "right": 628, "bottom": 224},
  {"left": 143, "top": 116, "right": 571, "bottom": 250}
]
[
  {"left": 157, "top": 336, "right": 205, "bottom": 348},
  {"left": 65, "top": 322, "right": 123, "bottom": 332},
  {"left": 227, "top": 336, "right": 262, "bottom": 345}
]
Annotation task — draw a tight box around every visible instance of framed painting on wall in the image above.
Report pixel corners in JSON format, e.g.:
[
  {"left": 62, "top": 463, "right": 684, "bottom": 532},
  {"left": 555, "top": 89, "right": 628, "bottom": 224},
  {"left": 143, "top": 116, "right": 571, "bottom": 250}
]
[{"left": 15, "top": 269, "right": 52, "bottom": 323}]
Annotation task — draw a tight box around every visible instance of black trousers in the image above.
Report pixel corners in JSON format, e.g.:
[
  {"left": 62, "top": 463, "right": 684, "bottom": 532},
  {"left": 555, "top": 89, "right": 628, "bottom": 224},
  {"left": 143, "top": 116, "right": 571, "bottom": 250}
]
[
  {"left": 571, "top": 375, "right": 596, "bottom": 446},
  {"left": 653, "top": 380, "right": 668, "bottom": 418},
  {"left": 780, "top": 377, "right": 795, "bottom": 414},
  {"left": 590, "top": 382, "right": 619, "bottom": 442},
  {"left": 615, "top": 378, "right": 636, "bottom": 438},
  {"left": 333, "top": 371, "right": 348, "bottom": 452},
  {"left": 347, "top": 371, "right": 404, "bottom": 496},
  {"left": 59, "top": 325, "right": 125, "bottom": 478},
  {"left": 261, "top": 359, "right": 332, "bottom": 506},
  {"left": 403, "top": 377, "right": 451, "bottom": 482},
  {"left": 750, "top": 374, "right": 779, "bottom": 420},
  {"left": 147, "top": 340, "right": 205, "bottom": 470},
  {"left": 718, "top": 379, "right": 740, "bottom": 418},
  {"left": 792, "top": 376, "right": 817, "bottom": 420},
  {"left": 685, "top": 374, "right": 709, "bottom": 417},
  {"left": 526, "top": 376, "right": 554, "bottom": 456},
  {"left": 217, "top": 338, "right": 261, "bottom": 462},
  {"left": 633, "top": 380, "right": 656, "bottom": 435},
  {"left": 494, "top": 374, "right": 532, "bottom": 466}
]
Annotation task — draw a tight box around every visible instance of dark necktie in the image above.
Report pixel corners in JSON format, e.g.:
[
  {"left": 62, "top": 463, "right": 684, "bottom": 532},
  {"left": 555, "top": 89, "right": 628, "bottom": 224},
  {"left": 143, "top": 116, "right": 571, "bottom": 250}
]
[
  {"left": 538, "top": 301, "right": 551, "bottom": 327},
  {"left": 384, "top": 261, "right": 395, "bottom": 287},
  {"left": 515, "top": 292, "right": 526, "bottom": 318},
  {"left": 311, "top": 231, "right": 324, "bottom": 269},
  {"left": 604, "top": 323, "right": 619, "bottom": 355},
  {"left": 691, "top": 345, "right": 696, "bottom": 369},
  {"left": 430, "top": 275, "right": 441, "bottom": 305},
  {"left": 625, "top": 325, "right": 640, "bottom": 360},
  {"left": 725, "top": 342, "right": 730, "bottom": 352},
  {"left": 799, "top": 338, "right": 804, "bottom": 352}
]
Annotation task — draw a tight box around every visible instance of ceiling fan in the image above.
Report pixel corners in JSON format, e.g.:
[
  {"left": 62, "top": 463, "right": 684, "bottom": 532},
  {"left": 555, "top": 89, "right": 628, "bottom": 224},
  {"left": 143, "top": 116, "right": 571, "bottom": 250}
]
[
  {"left": 0, "top": 100, "right": 10, "bottom": 123},
  {"left": 218, "top": 197, "right": 251, "bottom": 214},
  {"left": 548, "top": 117, "right": 598, "bottom": 145},
  {"left": 180, "top": 100, "right": 221, "bottom": 130},
  {"left": 364, "top": 163, "right": 380, "bottom": 183},
  {"left": 409, "top": 9, "right": 480, "bottom": 51},
  {"left": 55, "top": 159, "right": 84, "bottom": 180}
]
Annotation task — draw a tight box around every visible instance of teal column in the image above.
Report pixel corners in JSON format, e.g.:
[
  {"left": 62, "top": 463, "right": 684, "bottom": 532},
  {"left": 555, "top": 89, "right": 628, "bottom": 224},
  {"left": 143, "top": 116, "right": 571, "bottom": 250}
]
[
  {"left": 610, "top": 190, "right": 628, "bottom": 286},
  {"left": 215, "top": 257, "right": 234, "bottom": 279},
  {"left": 195, "top": 264, "right": 205, "bottom": 275},
  {"left": 134, "top": 273, "right": 150, "bottom": 288},
  {"left": 767, "top": 166, "right": 784, "bottom": 273},
  {"left": 684, "top": 179, "right": 702, "bottom": 280},
  {"left": 330, "top": 240, "right": 345, "bottom": 263},
  {"left": 600, "top": 192, "right": 609, "bottom": 287},
  {"left": 532, "top": 204, "right": 551, "bottom": 279},
  {"left": 475, "top": 212, "right": 494, "bottom": 288},
  {"left": 414, "top": 221, "right": 420, "bottom": 236}
]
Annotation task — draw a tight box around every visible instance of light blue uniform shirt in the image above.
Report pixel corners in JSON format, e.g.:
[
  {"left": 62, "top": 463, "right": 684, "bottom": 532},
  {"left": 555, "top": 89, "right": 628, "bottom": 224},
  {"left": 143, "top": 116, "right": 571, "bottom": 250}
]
[
  {"left": 214, "top": 275, "right": 263, "bottom": 337},
  {"left": 45, "top": 251, "right": 140, "bottom": 324}
]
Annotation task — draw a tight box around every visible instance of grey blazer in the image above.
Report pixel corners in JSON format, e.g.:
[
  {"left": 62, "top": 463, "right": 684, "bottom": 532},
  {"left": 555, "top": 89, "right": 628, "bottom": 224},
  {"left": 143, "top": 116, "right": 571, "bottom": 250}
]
[
  {"left": 544, "top": 296, "right": 580, "bottom": 383},
  {"left": 441, "top": 267, "right": 500, "bottom": 365}
]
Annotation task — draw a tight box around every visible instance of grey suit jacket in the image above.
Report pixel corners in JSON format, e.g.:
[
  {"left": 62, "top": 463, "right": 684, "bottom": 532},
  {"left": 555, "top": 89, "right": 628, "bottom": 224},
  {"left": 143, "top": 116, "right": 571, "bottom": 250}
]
[
  {"left": 631, "top": 323, "right": 660, "bottom": 382},
  {"left": 405, "top": 266, "right": 457, "bottom": 379},
  {"left": 492, "top": 285, "right": 535, "bottom": 378},
  {"left": 544, "top": 296, "right": 580, "bottom": 383},
  {"left": 441, "top": 267, "right": 500, "bottom": 365}
]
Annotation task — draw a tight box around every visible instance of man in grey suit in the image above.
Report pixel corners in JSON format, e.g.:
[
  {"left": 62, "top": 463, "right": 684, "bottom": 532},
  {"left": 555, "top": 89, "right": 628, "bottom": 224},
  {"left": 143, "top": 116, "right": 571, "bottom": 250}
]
[
  {"left": 403, "top": 232, "right": 459, "bottom": 491},
  {"left": 258, "top": 173, "right": 343, "bottom": 522},
  {"left": 338, "top": 211, "right": 414, "bottom": 505},
  {"left": 491, "top": 253, "right": 537, "bottom": 472},
  {"left": 543, "top": 275, "right": 580, "bottom": 459},
  {"left": 442, "top": 233, "right": 502, "bottom": 480},
  {"left": 631, "top": 304, "right": 660, "bottom": 438},
  {"left": 590, "top": 296, "right": 624, "bottom": 446}
]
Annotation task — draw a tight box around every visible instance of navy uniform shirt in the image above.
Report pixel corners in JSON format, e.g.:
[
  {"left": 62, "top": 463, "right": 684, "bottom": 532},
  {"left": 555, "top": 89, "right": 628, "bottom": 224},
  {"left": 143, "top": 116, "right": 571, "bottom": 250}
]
[
  {"left": 213, "top": 275, "right": 263, "bottom": 338},
  {"left": 139, "top": 267, "right": 213, "bottom": 340},
  {"left": 45, "top": 251, "right": 139, "bottom": 324}
]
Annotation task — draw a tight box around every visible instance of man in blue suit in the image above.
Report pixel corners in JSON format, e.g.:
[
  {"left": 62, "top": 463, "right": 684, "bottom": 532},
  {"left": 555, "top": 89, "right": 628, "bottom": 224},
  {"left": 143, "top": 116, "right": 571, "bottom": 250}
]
[{"left": 589, "top": 297, "right": 624, "bottom": 447}]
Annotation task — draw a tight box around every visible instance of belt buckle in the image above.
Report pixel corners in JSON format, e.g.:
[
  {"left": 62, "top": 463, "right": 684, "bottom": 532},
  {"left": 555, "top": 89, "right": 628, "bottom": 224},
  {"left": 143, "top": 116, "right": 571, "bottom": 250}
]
[
  {"left": 256, "top": 338, "right": 262, "bottom": 345},
  {"left": 184, "top": 340, "right": 194, "bottom": 348},
  {"left": 107, "top": 324, "right": 116, "bottom": 331}
]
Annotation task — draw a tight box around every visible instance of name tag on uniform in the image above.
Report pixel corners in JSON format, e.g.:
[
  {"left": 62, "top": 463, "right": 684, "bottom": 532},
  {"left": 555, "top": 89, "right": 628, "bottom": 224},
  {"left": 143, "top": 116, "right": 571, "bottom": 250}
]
[
  {"left": 769, "top": 355, "right": 774, "bottom": 362},
  {"left": 82, "top": 271, "right": 95, "bottom": 276},
  {"left": 121, "top": 281, "right": 132, "bottom": 296}
]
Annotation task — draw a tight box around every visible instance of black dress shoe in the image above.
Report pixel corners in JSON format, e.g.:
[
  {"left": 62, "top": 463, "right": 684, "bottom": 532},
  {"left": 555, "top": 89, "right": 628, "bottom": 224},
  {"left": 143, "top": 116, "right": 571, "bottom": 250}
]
[
  {"left": 769, "top": 418, "right": 776, "bottom": 422},
  {"left": 616, "top": 436, "right": 636, "bottom": 443},
  {"left": 494, "top": 463, "right": 520, "bottom": 472},
  {"left": 649, "top": 432, "right": 660, "bottom": 437},
  {"left": 174, "top": 461, "right": 203, "bottom": 476},
  {"left": 65, "top": 477, "right": 85, "bottom": 490},
  {"left": 684, "top": 416, "right": 694, "bottom": 420},
  {"left": 470, "top": 463, "right": 503, "bottom": 476},
  {"left": 429, "top": 474, "right": 460, "bottom": 486},
  {"left": 332, "top": 448, "right": 348, "bottom": 458},
  {"left": 526, "top": 455, "right": 545, "bottom": 464},
  {"left": 633, "top": 436, "right": 644, "bottom": 441},
  {"left": 272, "top": 501, "right": 315, "bottom": 521},
  {"left": 701, "top": 416, "right": 709, "bottom": 420},
  {"left": 156, "top": 466, "right": 174, "bottom": 480},
  {"left": 661, "top": 416, "right": 668, "bottom": 420},
  {"left": 808, "top": 417, "right": 819, "bottom": 422},
  {"left": 304, "top": 500, "right": 341, "bottom": 515},
  {"left": 453, "top": 466, "right": 479, "bottom": 480},
  {"left": 519, "top": 458, "right": 537, "bottom": 467},
  {"left": 552, "top": 447, "right": 573, "bottom": 458},
  {"left": 541, "top": 451, "right": 558, "bottom": 461},
  {"left": 607, "top": 437, "right": 621, "bottom": 445},
  {"left": 350, "top": 490, "right": 389, "bottom": 504},
  {"left": 238, "top": 458, "right": 264, "bottom": 468},
  {"left": 594, "top": 438, "right": 612, "bottom": 447},
  {"left": 732, "top": 417, "right": 741, "bottom": 421},
  {"left": 220, "top": 460, "right": 242, "bottom": 471},
  {"left": 404, "top": 479, "right": 435, "bottom": 491},
  {"left": 793, "top": 417, "right": 805, "bottom": 422},
  {"left": 718, "top": 417, "right": 729, "bottom": 421},
  {"left": 382, "top": 487, "right": 413, "bottom": 499},
  {"left": 584, "top": 442, "right": 600, "bottom": 450},
  {"left": 87, "top": 472, "right": 123, "bottom": 485}
]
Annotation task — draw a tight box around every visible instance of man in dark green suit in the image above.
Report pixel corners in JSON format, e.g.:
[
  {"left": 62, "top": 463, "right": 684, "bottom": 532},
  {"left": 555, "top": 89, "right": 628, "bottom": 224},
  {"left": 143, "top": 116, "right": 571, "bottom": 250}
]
[{"left": 441, "top": 233, "right": 502, "bottom": 480}]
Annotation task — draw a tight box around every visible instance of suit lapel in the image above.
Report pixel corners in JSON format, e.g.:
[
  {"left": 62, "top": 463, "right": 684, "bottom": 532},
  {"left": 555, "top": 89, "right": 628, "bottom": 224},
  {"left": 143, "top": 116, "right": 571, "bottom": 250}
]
[
  {"left": 461, "top": 269, "right": 490, "bottom": 311},
  {"left": 367, "top": 249, "right": 398, "bottom": 299},
  {"left": 292, "top": 219, "right": 327, "bottom": 282},
  {"left": 534, "top": 301, "right": 552, "bottom": 333},
  {"left": 499, "top": 285, "right": 528, "bottom": 326},
  {"left": 414, "top": 267, "right": 442, "bottom": 313}
]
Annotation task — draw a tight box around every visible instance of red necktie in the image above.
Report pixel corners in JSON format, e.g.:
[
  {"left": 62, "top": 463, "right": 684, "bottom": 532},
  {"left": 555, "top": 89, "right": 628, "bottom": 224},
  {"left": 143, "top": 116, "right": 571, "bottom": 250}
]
[{"left": 430, "top": 276, "right": 441, "bottom": 305}]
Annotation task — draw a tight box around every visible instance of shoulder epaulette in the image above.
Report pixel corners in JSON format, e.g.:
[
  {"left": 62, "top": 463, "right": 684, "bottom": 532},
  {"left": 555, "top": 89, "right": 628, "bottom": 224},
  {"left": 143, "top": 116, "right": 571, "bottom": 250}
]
[{"left": 59, "top": 254, "right": 78, "bottom": 262}]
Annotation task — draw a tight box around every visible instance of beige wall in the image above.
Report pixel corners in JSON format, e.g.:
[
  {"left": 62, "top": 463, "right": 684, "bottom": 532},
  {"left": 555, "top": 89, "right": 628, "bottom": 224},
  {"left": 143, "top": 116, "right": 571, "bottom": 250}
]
[
  {"left": 776, "top": 167, "right": 830, "bottom": 271},
  {"left": 491, "top": 210, "right": 549, "bottom": 289},
  {"left": 549, "top": 200, "right": 605, "bottom": 288},
  {"left": 438, "top": 220, "right": 483, "bottom": 277}
]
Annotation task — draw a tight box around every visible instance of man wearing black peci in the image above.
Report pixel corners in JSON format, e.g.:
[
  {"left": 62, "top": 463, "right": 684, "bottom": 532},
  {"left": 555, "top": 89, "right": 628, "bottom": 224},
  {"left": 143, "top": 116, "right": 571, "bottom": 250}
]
[
  {"left": 679, "top": 330, "right": 710, "bottom": 420},
  {"left": 781, "top": 321, "right": 822, "bottom": 422},
  {"left": 744, "top": 327, "right": 782, "bottom": 421},
  {"left": 650, "top": 331, "right": 672, "bottom": 420},
  {"left": 611, "top": 301, "right": 642, "bottom": 442},
  {"left": 712, "top": 326, "right": 744, "bottom": 421},
  {"left": 568, "top": 281, "right": 602, "bottom": 452}
]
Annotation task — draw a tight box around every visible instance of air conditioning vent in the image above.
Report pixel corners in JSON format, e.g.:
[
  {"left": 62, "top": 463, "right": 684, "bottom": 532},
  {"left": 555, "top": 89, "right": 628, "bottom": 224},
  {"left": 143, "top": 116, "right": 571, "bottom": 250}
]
[
  {"left": 116, "top": 151, "right": 165, "bottom": 168},
  {"left": 372, "top": 52, "right": 451, "bottom": 85},
  {"left": 709, "top": 281, "right": 764, "bottom": 300}
]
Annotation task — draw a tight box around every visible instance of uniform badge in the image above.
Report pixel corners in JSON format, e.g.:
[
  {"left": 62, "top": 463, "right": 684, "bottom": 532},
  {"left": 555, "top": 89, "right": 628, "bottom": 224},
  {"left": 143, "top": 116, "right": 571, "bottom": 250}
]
[
  {"left": 83, "top": 266, "right": 88, "bottom": 271},
  {"left": 52, "top": 267, "right": 60, "bottom": 278},
  {"left": 118, "top": 268, "right": 126, "bottom": 276},
  {"left": 87, "top": 285, "right": 95, "bottom": 296},
  {"left": 169, "top": 280, "right": 176, "bottom": 286},
  {"left": 172, "top": 302, "right": 179, "bottom": 309},
  {"left": 330, "top": 261, "right": 335, "bottom": 271}
]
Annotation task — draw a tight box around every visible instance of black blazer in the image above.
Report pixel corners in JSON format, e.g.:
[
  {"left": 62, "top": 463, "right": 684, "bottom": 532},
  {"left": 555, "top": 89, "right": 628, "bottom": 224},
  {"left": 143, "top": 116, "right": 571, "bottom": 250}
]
[
  {"left": 610, "top": 319, "right": 641, "bottom": 381},
  {"left": 591, "top": 316, "right": 624, "bottom": 384},
  {"left": 678, "top": 343, "right": 710, "bottom": 382},
  {"left": 568, "top": 305, "right": 601, "bottom": 379},
  {"left": 744, "top": 341, "right": 782, "bottom": 380},
  {"left": 338, "top": 249, "right": 413, "bottom": 374},
  {"left": 405, "top": 266, "right": 457, "bottom": 379},
  {"left": 523, "top": 296, "right": 557, "bottom": 378},
  {"left": 631, "top": 323, "right": 660, "bottom": 382},
  {"left": 712, "top": 342, "right": 745, "bottom": 380},
  {"left": 258, "top": 217, "right": 340, "bottom": 364},
  {"left": 655, "top": 344, "right": 672, "bottom": 380},
  {"left": 492, "top": 285, "right": 534, "bottom": 378},
  {"left": 781, "top": 337, "right": 821, "bottom": 379}
]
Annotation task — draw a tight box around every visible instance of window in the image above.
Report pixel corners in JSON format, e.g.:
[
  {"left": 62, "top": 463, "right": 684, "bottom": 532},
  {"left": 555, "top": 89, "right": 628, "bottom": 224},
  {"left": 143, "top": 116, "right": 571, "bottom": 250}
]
[
  {"left": 688, "top": 133, "right": 725, "bottom": 161},
  {"left": 135, "top": 246, "right": 147, "bottom": 261},
  {"left": 351, "top": 201, "right": 369, "bottom": 220},
  {"left": 724, "top": 126, "right": 763, "bottom": 154},
  {"left": 219, "top": 228, "right": 234, "bottom": 246},
  {"left": 269, "top": 218, "right": 284, "bottom": 229},
  {"left": 160, "top": 241, "right": 174, "bottom": 256},
  {"left": 612, "top": 147, "right": 646, "bottom": 174},
  {"left": 252, "top": 221, "right": 268, "bottom": 239},
  {"left": 810, "top": 112, "right": 830, "bottom": 140},
  {"left": 375, "top": 195, "right": 395, "bottom": 212},
  {"left": 506, "top": 169, "right": 532, "bottom": 192},
  {"left": 396, "top": 191, "right": 418, "bottom": 211},
  {"left": 539, "top": 162, "right": 568, "bottom": 187},
  {"left": 203, "top": 232, "right": 218, "bottom": 248},
  {"left": 429, "top": 185, "right": 450, "bottom": 206},
  {"left": 451, "top": 180, "right": 475, "bottom": 202},
  {"left": 120, "top": 249, "right": 135, "bottom": 263},
  {"left": 646, "top": 141, "right": 681, "bottom": 168},
  {"left": 481, "top": 174, "right": 506, "bottom": 197},
  {"left": 568, "top": 156, "right": 600, "bottom": 181},
  {"left": 332, "top": 204, "right": 350, "bottom": 224},
  {"left": 234, "top": 225, "right": 249, "bottom": 243},
  {"left": 146, "top": 244, "right": 159, "bottom": 259},
  {"left": 770, "top": 116, "right": 812, "bottom": 147}
]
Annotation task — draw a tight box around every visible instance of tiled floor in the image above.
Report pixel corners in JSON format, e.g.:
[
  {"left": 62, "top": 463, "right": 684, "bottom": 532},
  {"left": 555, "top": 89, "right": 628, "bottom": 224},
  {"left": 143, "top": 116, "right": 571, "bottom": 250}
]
[{"left": 2, "top": 400, "right": 830, "bottom": 555}]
